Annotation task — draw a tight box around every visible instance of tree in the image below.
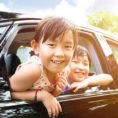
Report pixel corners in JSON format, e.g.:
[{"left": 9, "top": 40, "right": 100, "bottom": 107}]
[{"left": 87, "top": 11, "right": 118, "bottom": 34}]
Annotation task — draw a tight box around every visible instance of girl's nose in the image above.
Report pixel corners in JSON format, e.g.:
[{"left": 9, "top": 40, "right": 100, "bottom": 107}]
[
  {"left": 55, "top": 47, "right": 64, "bottom": 57},
  {"left": 77, "top": 63, "right": 84, "bottom": 70}
]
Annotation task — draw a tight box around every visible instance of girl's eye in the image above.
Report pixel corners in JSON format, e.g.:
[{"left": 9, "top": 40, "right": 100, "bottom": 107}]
[
  {"left": 48, "top": 43, "right": 55, "bottom": 47},
  {"left": 84, "top": 62, "right": 89, "bottom": 66},
  {"left": 72, "top": 60, "right": 78, "bottom": 63},
  {"left": 65, "top": 45, "right": 73, "bottom": 49}
]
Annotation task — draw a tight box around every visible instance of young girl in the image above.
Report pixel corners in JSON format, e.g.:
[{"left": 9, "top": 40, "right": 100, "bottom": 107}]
[
  {"left": 64, "top": 46, "right": 113, "bottom": 93},
  {"left": 9, "top": 16, "right": 78, "bottom": 118}
]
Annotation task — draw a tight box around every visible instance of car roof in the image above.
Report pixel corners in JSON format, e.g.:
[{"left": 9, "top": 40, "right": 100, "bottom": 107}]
[
  {"left": 0, "top": 17, "right": 117, "bottom": 38},
  {"left": 0, "top": 17, "right": 42, "bottom": 23},
  {"left": 1, "top": 17, "right": 118, "bottom": 53}
]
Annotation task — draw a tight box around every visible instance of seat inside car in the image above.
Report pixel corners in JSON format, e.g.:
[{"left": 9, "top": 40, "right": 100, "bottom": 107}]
[{"left": 5, "top": 54, "right": 21, "bottom": 78}]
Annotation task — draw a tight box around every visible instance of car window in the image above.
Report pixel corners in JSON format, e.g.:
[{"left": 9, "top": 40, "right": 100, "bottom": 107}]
[
  {"left": 0, "top": 22, "right": 12, "bottom": 41},
  {"left": 79, "top": 36, "right": 103, "bottom": 75},
  {"left": 62, "top": 33, "right": 111, "bottom": 94},
  {"left": 0, "top": 26, "right": 35, "bottom": 102}
]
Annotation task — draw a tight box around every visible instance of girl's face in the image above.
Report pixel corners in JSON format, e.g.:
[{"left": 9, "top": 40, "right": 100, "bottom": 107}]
[
  {"left": 69, "top": 54, "right": 89, "bottom": 83},
  {"left": 36, "top": 30, "right": 74, "bottom": 74}
]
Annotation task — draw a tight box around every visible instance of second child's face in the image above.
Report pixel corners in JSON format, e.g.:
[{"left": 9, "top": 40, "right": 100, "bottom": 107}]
[
  {"left": 38, "top": 30, "right": 74, "bottom": 74},
  {"left": 69, "top": 54, "right": 89, "bottom": 82}
]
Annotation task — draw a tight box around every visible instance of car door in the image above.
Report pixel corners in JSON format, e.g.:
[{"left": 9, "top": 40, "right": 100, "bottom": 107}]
[{"left": 58, "top": 30, "right": 118, "bottom": 118}]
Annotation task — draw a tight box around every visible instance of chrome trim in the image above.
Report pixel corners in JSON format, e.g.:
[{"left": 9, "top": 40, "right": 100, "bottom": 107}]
[
  {"left": 1, "top": 89, "right": 118, "bottom": 108},
  {"left": 0, "top": 101, "right": 29, "bottom": 108}
]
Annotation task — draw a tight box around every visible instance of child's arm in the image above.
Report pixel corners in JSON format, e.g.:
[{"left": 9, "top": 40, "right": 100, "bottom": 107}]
[
  {"left": 12, "top": 90, "right": 62, "bottom": 118},
  {"left": 9, "top": 62, "right": 41, "bottom": 91},
  {"left": 69, "top": 74, "right": 113, "bottom": 93},
  {"left": 86, "top": 74, "right": 113, "bottom": 86}
]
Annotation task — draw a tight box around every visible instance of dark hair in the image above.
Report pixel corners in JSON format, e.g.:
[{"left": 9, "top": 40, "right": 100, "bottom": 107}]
[
  {"left": 73, "top": 46, "right": 91, "bottom": 68},
  {"left": 33, "top": 16, "right": 78, "bottom": 50}
]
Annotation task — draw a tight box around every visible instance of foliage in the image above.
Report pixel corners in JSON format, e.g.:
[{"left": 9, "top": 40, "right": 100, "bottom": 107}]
[{"left": 87, "top": 11, "right": 118, "bottom": 34}]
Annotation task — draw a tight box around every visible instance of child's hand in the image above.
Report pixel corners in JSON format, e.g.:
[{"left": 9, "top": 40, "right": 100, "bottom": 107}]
[
  {"left": 42, "top": 90, "right": 62, "bottom": 118},
  {"left": 69, "top": 80, "right": 88, "bottom": 93},
  {"left": 52, "top": 72, "right": 67, "bottom": 96}
]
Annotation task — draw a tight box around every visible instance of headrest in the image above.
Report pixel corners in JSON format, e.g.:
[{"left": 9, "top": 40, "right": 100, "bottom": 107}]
[{"left": 5, "top": 54, "right": 21, "bottom": 77}]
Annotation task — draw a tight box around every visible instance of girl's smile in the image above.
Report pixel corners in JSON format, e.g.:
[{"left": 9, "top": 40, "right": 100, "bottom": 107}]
[
  {"left": 51, "top": 57, "right": 65, "bottom": 65},
  {"left": 51, "top": 59, "right": 64, "bottom": 65}
]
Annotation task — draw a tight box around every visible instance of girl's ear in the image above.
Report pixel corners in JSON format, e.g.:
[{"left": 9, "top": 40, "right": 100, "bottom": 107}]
[{"left": 31, "top": 40, "right": 40, "bottom": 55}]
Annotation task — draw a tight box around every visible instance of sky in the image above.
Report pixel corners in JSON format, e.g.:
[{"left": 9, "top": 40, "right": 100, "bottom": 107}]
[{"left": 0, "top": 0, "right": 118, "bottom": 25}]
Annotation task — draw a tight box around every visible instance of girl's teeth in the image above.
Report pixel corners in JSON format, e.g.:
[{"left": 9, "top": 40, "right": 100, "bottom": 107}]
[
  {"left": 55, "top": 61, "right": 61, "bottom": 64},
  {"left": 75, "top": 70, "right": 85, "bottom": 74},
  {"left": 53, "top": 60, "right": 62, "bottom": 64}
]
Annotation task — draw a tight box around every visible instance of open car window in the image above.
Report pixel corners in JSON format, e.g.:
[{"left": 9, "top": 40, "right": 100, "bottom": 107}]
[{"left": 62, "top": 32, "right": 115, "bottom": 95}]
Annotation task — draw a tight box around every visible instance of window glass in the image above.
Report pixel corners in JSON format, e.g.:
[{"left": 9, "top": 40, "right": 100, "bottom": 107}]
[
  {"left": 16, "top": 46, "right": 32, "bottom": 63},
  {"left": 0, "top": 27, "right": 7, "bottom": 39},
  {"left": 0, "top": 27, "right": 6, "bottom": 34},
  {"left": 109, "top": 45, "right": 118, "bottom": 64},
  {"left": 105, "top": 36, "right": 118, "bottom": 64},
  {"left": 0, "top": 22, "right": 11, "bottom": 40},
  {"left": 90, "top": 63, "right": 95, "bottom": 74}
]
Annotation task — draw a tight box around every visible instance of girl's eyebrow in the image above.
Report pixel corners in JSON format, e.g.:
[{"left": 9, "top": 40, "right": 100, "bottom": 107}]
[
  {"left": 65, "top": 41, "right": 73, "bottom": 44},
  {"left": 83, "top": 60, "right": 89, "bottom": 62}
]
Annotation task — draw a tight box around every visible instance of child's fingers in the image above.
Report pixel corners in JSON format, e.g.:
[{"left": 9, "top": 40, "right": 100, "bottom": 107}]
[
  {"left": 56, "top": 79, "right": 67, "bottom": 92},
  {"left": 56, "top": 72, "right": 66, "bottom": 80},
  {"left": 58, "top": 83, "right": 66, "bottom": 90},
  {"left": 52, "top": 108, "right": 56, "bottom": 118},
  {"left": 58, "top": 76, "right": 67, "bottom": 82},
  {"left": 56, "top": 85, "right": 63, "bottom": 93},
  {"left": 56, "top": 77, "right": 67, "bottom": 90},
  {"left": 73, "top": 87, "right": 79, "bottom": 93},
  {"left": 55, "top": 104, "right": 59, "bottom": 117},
  {"left": 52, "top": 101, "right": 61, "bottom": 118},
  {"left": 47, "top": 105, "right": 58, "bottom": 118},
  {"left": 53, "top": 103, "right": 60, "bottom": 118},
  {"left": 58, "top": 72, "right": 65, "bottom": 77},
  {"left": 69, "top": 84, "right": 79, "bottom": 92},
  {"left": 69, "top": 84, "right": 77, "bottom": 90},
  {"left": 47, "top": 109, "right": 52, "bottom": 118},
  {"left": 57, "top": 77, "right": 67, "bottom": 85},
  {"left": 57, "top": 102, "right": 62, "bottom": 112}
]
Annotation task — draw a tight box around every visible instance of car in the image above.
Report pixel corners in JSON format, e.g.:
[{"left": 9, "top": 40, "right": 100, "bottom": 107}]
[{"left": 1, "top": 18, "right": 118, "bottom": 118}]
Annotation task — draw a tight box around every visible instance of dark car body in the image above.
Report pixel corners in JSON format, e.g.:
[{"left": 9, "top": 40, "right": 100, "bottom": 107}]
[{"left": 1, "top": 18, "right": 118, "bottom": 118}]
